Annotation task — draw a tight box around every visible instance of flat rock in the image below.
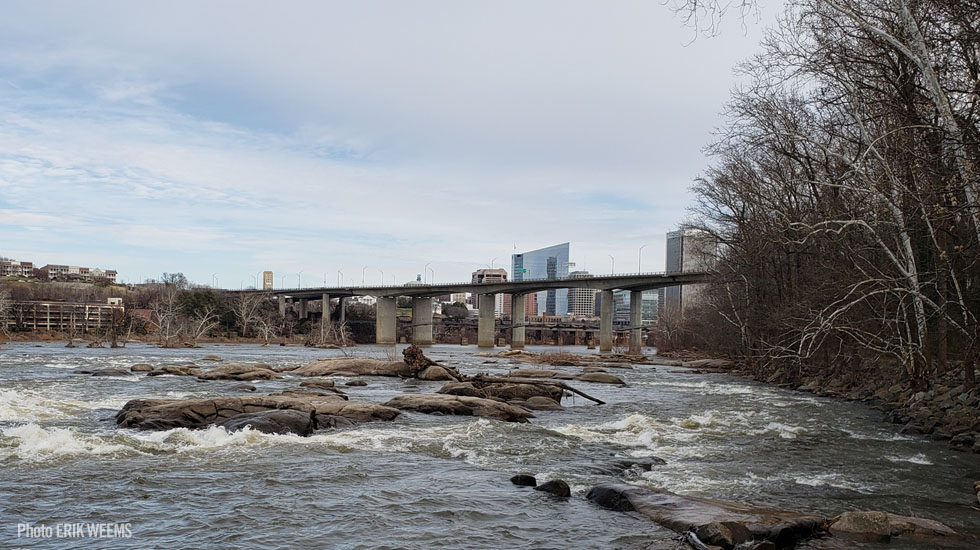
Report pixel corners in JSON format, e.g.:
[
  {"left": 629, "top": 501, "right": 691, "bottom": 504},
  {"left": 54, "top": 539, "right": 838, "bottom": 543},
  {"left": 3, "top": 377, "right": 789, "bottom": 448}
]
[
  {"left": 574, "top": 372, "right": 625, "bottom": 385},
  {"left": 383, "top": 394, "right": 534, "bottom": 423},
  {"left": 146, "top": 365, "right": 202, "bottom": 377},
  {"left": 130, "top": 363, "right": 153, "bottom": 372},
  {"left": 524, "top": 396, "right": 563, "bottom": 410},
  {"left": 587, "top": 483, "right": 824, "bottom": 547},
  {"left": 217, "top": 410, "right": 314, "bottom": 436},
  {"left": 292, "top": 358, "right": 414, "bottom": 378},
  {"left": 197, "top": 363, "right": 281, "bottom": 381},
  {"left": 829, "top": 511, "right": 891, "bottom": 542},
  {"left": 439, "top": 380, "right": 565, "bottom": 402}
]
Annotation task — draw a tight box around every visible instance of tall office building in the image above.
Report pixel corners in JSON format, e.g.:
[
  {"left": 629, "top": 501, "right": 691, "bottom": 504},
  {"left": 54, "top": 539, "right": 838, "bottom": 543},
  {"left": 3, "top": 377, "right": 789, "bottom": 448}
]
[
  {"left": 511, "top": 243, "right": 570, "bottom": 315},
  {"left": 661, "top": 228, "right": 715, "bottom": 316},
  {"left": 263, "top": 271, "right": 274, "bottom": 290},
  {"left": 471, "top": 268, "right": 511, "bottom": 318},
  {"left": 567, "top": 270, "right": 596, "bottom": 317}
]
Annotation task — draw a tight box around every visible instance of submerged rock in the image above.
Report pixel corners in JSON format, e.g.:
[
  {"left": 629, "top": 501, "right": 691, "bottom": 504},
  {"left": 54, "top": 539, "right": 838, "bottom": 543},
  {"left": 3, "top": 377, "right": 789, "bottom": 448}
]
[
  {"left": 586, "top": 486, "right": 635, "bottom": 512},
  {"left": 383, "top": 394, "right": 534, "bottom": 423},
  {"left": 534, "top": 479, "right": 571, "bottom": 498},
  {"left": 74, "top": 368, "right": 132, "bottom": 377},
  {"left": 218, "top": 410, "right": 314, "bottom": 436},
  {"left": 587, "top": 483, "right": 824, "bottom": 547},
  {"left": 510, "top": 474, "right": 537, "bottom": 487},
  {"left": 345, "top": 380, "right": 368, "bottom": 387},
  {"left": 417, "top": 365, "right": 458, "bottom": 381},
  {"left": 197, "top": 363, "right": 280, "bottom": 381},
  {"left": 300, "top": 379, "right": 335, "bottom": 389}
]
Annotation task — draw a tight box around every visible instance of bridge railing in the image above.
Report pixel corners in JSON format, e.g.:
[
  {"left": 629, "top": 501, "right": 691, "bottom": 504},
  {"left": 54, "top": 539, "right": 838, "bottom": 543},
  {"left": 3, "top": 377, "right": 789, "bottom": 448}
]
[{"left": 257, "top": 270, "right": 705, "bottom": 293}]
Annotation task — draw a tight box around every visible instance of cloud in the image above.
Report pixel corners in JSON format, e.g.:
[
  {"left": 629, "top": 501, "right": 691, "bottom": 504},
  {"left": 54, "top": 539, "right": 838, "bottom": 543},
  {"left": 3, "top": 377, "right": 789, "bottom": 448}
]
[{"left": 0, "top": 1, "right": 778, "bottom": 285}]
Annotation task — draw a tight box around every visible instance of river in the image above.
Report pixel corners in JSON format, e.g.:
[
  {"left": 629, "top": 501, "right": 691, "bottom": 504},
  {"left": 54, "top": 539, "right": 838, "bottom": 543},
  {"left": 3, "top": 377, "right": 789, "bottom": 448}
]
[{"left": 1, "top": 342, "right": 977, "bottom": 549}]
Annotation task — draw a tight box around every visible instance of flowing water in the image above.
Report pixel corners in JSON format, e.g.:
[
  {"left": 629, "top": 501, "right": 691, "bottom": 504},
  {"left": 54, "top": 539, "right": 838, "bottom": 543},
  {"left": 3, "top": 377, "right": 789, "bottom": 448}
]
[{"left": 1, "top": 343, "right": 978, "bottom": 549}]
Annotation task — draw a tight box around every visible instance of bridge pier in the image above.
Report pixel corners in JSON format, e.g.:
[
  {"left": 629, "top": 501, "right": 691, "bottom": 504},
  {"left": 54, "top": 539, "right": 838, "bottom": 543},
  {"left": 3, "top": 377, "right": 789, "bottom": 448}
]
[
  {"left": 338, "top": 297, "right": 346, "bottom": 324},
  {"left": 599, "top": 289, "right": 613, "bottom": 352},
  {"left": 478, "top": 293, "right": 496, "bottom": 348},
  {"left": 299, "top": 298, "right": 308, "bottom": 319},
  {"left": 412, "top": 297, "right": 433, "bottom": 345},
  {"left": 510, "top": 293, "right": 525, "bottom": 349},
  {"left": 376, "top": 296, "right": 396, "bottom": 345},
  {"left": 629, "top": 290, "right": 643, "bottom": 355},
  {"left": 278, "top": 295, "right": 286, "bottom": 317}
]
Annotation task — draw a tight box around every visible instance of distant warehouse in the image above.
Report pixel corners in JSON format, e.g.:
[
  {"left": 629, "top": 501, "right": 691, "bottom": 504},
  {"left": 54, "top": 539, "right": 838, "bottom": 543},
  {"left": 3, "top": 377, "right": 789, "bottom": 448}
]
[{"left": 4, "top": 298, "right": 124, "bottom": 332}]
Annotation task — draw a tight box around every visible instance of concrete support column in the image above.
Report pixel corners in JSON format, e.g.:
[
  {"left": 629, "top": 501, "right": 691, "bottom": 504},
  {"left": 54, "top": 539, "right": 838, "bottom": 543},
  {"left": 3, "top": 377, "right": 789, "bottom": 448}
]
[
  {"left": 629, "top": 290, "right": 643, "bottom": 355},
  {"left": 299, "top": 298, "right": 309, "bottom": 319},
  {"left": 478, "top": 293, "right": 496, "bottom": 348},
  {"left": 338, "top": 297, "right": 346, "bottom": 324},
  {"left": 376, "top": 296, "right": 396, "bottom": 344},
  {"left": 510, "top": 293, "right": 526, "bottom": 349},
  {"left": 322, "top": 293, "right": 331, "bottom": 320},
  {"left": 278, "top": 295, "right": 286, "bottom": 317},
  {"left": 599, "top": 289, "right": 613, "bottom": 352},
  {"left": 411, "top": 297, "right": 433, "bottom": 345}
]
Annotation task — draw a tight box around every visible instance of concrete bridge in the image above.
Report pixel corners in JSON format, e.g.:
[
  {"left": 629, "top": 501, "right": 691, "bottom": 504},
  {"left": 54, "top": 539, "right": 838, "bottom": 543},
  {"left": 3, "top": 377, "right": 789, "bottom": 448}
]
[{"left": 247, "top": 271, "right": 708, "bottom": 353}]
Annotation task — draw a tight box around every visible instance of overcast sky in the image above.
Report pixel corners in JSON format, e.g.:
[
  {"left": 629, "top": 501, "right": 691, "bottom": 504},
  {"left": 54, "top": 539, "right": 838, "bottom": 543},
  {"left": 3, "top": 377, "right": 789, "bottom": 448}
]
[{"left": 0, "top": 1, "right": 775, "bottom": 288}]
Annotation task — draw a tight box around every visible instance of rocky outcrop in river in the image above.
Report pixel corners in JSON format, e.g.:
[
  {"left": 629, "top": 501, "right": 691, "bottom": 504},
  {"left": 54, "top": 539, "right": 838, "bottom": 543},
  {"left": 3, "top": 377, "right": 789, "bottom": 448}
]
[
  {"left": 115, "top": 390, "right": 400, "bottom": 434},
  {"left": 383, "top": 394, "right": 534, "bottom": 422}
]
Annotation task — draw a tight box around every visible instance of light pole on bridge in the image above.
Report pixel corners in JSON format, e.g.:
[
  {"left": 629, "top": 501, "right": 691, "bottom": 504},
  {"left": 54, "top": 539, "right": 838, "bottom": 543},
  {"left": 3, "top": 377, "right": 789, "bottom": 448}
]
[
  {"left": 638, "top": 244, "right": 648, "bottom": 273},
  {"left": 297, "top": 270, "right": 303, "bottom": 289},
  {"left": 608, "top": 254, "right": 615, "bottom": 275},
  {"left": 338, "top": 270, "right": 344, "bottom": 286}
]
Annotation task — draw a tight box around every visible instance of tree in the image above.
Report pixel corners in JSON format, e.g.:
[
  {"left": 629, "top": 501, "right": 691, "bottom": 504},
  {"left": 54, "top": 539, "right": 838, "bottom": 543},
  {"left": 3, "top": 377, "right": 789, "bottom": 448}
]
[{"left": 231, "top": 293, "right": 263, "bottom": 337}]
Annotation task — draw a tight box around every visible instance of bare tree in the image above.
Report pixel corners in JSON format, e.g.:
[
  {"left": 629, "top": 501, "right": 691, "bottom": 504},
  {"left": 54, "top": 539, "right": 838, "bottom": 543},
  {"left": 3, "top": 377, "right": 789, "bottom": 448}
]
[
  {"left": 185, "top": 304, "right": 219, "bottom": 347},
  {"left": 149, "top": 285, "right": 183, "bottom": 347},
  {"left": 231, "top": 292, "right": 263, "bottom": 338}
]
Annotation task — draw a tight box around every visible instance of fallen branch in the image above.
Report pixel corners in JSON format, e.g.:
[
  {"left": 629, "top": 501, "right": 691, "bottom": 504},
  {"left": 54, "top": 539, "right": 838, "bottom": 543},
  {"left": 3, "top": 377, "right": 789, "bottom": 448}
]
[
  {"left": 469, "top": 374, "right": 606, "bottom": 405},
  {"left": 683, "top": 531, "right": 711, "bottom": 550}
]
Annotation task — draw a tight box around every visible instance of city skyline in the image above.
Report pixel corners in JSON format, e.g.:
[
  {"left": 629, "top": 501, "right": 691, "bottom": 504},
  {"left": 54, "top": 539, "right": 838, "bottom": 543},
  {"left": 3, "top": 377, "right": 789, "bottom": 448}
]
[{"left": 0, "top": 2, "right": 776, "bottom": 287}]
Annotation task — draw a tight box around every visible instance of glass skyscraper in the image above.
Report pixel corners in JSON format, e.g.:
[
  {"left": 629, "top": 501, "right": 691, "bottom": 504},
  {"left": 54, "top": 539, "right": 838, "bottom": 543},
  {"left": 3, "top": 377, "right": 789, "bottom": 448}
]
[{"left": 511, "top": 242, "right": 570, "bottom": 315}]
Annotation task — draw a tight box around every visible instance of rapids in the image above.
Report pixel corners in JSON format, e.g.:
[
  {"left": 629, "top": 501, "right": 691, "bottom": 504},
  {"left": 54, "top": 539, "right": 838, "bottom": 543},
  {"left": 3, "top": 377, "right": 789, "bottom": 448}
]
[{"left": 1, "top": 343, "right": 977, "bottom": 549}]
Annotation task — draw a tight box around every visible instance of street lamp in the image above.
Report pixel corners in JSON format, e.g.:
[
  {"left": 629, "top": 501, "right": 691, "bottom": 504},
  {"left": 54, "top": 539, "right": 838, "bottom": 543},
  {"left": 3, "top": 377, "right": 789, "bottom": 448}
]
[
  {"left": 638, "top": 244, "right": 648, "bottom": 273},
  {"left": 426, "top": 265, "right": 435, "bottom": 284},
  {"left": 490, "top": 257, "right": 498, "bottom": 269},
  {"left": 297, "top": 270, "right": 303, "bottom": 288},
  {"left": 337, "top": 269, "right": 344, "bottom": 286},
  {"left": 424, "top": 262, "right": 432, "bottom": 284},
  {"left": 212, "top": 273, "right": 217, "bottom": 288},
  {"left": 251, "top": 274, "right": 258, "bottom": 289},
  {"left": 608, "top": 254, "right": 615, "bottom": 275}
]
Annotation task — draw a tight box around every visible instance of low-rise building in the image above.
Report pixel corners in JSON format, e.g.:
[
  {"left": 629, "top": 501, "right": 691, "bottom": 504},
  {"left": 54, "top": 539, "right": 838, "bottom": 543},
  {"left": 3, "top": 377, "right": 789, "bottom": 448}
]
[
  {"left": 3, "top": 298, "right": 124, "bottom": 332},
  {"left": 0, "top": 260, "right": 35, "bottom": 278},
  {"left": 39, "top": 264, "right": 117, "bottom": 283}
]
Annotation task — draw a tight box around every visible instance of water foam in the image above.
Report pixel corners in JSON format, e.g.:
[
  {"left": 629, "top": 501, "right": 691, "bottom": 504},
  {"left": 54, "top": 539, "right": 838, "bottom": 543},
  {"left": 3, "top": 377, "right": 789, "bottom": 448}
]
[
  {"left": 1, "top": 423, "right": 134, "bottom": 459},
  {"left": 885, "top": 453, "right": 933, "bottom": 465}
]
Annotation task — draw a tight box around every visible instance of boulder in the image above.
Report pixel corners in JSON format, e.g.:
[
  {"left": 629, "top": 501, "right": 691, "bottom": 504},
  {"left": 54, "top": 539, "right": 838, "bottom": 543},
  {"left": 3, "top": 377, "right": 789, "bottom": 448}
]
[
  {"left": 694, "top": 521, "right": 754, "bottom": 549},
  {"left": 291, "top": 358, "right": 414, "bottom": 378},
  {"left": 829, "top": 511, "right": 891, "bottom": 542},
  {"left": 345, "top": 380, "right": 368, "bottom": 387},
  {"left": 197, "top": 363, "right": 281, "bottom": 381},
  {"left": 534, "top": 479, "right": 571, "bottom": 498},
  {"left": 130, "top": 363, "right": 153, "bottom": 372},
  {"left": 217, "top": 410, "right": 314, "bottom": 436},
  {"left": 383, "top": 394, "right": 534, "bottom": 423},
  {"left": 116, "top": 392, "right": 398, "bottom": 431},
  {"left": 437, "top": 382, "right": 485, "bottom": 398},
  {"left": 418, "top": 365, "right": 458, "bottom": 381},
  {"left": 587, "top": 485, "right": 636, "bottom": 512},
  {"left": 146, "top": 365, "right": 202, "bottom": 377},
  {"left": 574, "top": 372, "right": 626, "bottom": 385},
  {"left": 510, "top": 474, "right": 537, "bottom": 487},
  {"left": 314, "top": 414, "right": 357, "bottom": 430},
  {"left": 232, "top": 384, "right": 257, "bottom": 392},
  {"left": 524, "top": 396, "right": 563, "bottom": 411},
  {"left": 587, "top": 483, "right": 824, "bottom": 547}
]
